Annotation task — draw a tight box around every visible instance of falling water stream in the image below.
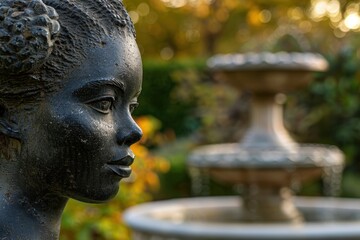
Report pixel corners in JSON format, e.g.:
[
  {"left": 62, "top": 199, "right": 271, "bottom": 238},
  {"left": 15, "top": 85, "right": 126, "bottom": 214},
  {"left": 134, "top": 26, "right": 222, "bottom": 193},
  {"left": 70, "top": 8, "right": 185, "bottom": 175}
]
[
  {"left": 190, "top": 163, "right": 344, "bottom": 197},
  {"left": 189, "top": 162, "right": 344, "bottom": 223},
  {"left": 189, "top": 167, "right": 210, "bottom": 196}
]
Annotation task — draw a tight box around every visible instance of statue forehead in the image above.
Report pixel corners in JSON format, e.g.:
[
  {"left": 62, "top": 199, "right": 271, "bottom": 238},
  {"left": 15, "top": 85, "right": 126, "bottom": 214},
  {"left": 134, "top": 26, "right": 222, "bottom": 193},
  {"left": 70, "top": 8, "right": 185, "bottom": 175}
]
[{"left": 61, "top": 35, "right": 142, "bottom": 93}]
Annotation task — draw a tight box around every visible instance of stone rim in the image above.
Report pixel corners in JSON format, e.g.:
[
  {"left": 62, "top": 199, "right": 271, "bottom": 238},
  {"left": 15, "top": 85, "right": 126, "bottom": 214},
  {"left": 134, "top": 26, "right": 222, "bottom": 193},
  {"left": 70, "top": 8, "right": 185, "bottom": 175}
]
[{"left": 207, "top": 52, "right": 328, "bottom": 72}]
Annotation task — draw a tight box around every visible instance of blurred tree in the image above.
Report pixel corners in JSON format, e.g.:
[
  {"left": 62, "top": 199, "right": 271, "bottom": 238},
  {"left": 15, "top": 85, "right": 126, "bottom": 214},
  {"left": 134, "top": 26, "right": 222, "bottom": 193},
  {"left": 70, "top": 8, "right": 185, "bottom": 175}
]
[{"left": 124, "top": 0, "right": 360, "bottom": 59}]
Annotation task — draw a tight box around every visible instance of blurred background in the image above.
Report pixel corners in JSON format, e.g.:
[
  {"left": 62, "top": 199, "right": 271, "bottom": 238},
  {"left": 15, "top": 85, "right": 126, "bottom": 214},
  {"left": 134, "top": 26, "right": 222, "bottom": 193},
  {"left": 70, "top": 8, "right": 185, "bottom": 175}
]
[{"left": 60, "top": 0, "right": 360, "bottom": 239}]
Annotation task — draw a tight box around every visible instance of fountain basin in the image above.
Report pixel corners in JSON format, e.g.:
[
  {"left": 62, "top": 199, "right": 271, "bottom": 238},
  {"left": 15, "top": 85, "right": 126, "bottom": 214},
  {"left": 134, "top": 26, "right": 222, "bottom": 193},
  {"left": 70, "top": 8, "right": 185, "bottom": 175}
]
[{"left": 124, "top": 196, "right": 360, "bottom": 240}]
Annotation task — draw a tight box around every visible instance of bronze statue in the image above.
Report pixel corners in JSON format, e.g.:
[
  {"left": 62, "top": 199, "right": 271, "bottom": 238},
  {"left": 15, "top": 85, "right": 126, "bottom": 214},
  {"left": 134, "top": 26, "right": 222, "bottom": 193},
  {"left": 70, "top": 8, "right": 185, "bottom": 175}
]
[{"left": 0, "top": 0, "right": 142, "bottom": 239}]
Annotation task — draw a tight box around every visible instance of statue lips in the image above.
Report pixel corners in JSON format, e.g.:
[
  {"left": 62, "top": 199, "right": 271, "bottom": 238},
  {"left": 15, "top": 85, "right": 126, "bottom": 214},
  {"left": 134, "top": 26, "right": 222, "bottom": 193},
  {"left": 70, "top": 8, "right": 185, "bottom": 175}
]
[{"left": 106, "top": 153, "right": 135, "bottom": 178}]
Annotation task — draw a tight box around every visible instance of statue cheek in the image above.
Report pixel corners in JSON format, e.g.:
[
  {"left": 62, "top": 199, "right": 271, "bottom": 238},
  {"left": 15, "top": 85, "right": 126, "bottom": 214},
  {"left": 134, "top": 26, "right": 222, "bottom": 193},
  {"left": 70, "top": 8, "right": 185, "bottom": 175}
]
[{"left": 55, "top": 114, "right": 116, "bottom": 161}]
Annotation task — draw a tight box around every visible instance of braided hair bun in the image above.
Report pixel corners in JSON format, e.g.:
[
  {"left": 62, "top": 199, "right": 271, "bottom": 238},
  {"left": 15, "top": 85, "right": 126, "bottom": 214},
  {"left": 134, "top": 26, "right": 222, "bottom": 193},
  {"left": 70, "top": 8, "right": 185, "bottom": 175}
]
[{"left": 0, "top": 0, "right": 60, "bottom": 74}]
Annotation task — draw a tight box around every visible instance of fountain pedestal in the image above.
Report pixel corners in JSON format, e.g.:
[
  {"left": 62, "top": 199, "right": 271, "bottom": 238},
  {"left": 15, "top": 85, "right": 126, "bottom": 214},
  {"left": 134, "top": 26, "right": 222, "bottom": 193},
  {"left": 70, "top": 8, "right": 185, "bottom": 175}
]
[
  {"left": 241, "top": 187, "right": 302, "bottom": 222},
  {"left": 241, "top": 93, "right": 295, "bottom": 150}
]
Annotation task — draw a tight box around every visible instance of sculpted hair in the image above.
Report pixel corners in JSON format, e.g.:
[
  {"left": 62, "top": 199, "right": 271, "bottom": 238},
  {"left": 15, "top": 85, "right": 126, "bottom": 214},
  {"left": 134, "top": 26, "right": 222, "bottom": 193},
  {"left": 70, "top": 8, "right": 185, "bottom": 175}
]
[
  {"left": 0, "top": 0, "right": 135, "bottom": 108},
  {"left": 44, "top": 0, "right": 135, "bottom": 81}
]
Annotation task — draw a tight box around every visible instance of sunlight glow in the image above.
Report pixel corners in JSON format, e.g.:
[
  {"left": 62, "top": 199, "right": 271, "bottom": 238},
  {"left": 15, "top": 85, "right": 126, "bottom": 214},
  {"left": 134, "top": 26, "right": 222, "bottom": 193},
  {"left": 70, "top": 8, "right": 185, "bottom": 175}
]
[
  {"left": 310, "top": 0, "right": 360, "bottom": 32},
  {"left": 129, "top": 11, "right": 139, "bottom": 24},
  {"left": 161, "top": 0, "right": 214, "bottom": 8},
  {"left": 161, "top": 0, "right": 187, "bottom": 8},
  {"left": 259, "top": 10, "right": 272, "bottom": 23},
  {"left": 160, "top": 47, "right": 174, "bottom": 60},
  {"left": 311, "top": 0, "right": 328, "bottom": 19},
  {"left": 288, "top": 7, "right": 303, "bottom": 20},
  {"left": 326, "top": 0, "right": 340, "bottom": 17},
  {"left": 137, "top": 3, "right": 150, "bottom": 17},
  {"left": 344, "top": 12, "right": 360, "bottom": 30}
]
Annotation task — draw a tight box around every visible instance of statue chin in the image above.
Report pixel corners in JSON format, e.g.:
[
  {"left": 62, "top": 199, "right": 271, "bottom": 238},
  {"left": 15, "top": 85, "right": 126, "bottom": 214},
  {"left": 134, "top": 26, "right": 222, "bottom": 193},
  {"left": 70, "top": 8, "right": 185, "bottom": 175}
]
[
  {"left": 0, "top": 0, "right": 142, "bottom": 239},
  {"left": 70, "top": 183, "right": 121, "bottom": 204}
]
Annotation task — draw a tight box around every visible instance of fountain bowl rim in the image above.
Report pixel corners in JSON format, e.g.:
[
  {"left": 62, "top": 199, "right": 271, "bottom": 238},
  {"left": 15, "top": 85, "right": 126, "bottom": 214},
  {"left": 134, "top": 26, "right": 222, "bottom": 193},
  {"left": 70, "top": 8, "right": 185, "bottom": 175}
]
[
  {"left": 187, "top": 143, "right": 344, "bottom": 168},
  {"left": 207, "top": 51, "right": 328, "bottom": 72},
  {"left": 124, "top": 196, "right": 360, "bottom": 240}
]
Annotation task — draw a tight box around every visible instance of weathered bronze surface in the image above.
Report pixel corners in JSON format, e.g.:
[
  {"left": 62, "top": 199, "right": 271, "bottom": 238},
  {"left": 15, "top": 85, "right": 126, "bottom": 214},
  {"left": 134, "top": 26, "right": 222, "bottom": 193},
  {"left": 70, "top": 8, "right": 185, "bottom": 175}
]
[{"left": 0, "top": 0, "right": 142, "bottom": 239}]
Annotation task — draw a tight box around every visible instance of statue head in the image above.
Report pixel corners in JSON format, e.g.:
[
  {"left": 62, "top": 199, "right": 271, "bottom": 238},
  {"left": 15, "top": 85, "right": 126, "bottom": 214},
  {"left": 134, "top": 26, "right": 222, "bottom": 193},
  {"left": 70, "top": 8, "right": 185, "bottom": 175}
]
[{"left": 0, "top": 0, "right": 142, "bottom": 204}]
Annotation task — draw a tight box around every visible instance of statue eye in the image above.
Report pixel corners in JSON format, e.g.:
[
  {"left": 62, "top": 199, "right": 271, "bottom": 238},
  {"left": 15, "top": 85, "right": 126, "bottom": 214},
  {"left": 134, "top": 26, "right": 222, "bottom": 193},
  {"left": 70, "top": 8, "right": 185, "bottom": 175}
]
[
  {"left": 88, "top": 97, "right": 115, "bottom": 114},
  {"left": 129, "top": 103, "right": 139, "bottom": 113}
]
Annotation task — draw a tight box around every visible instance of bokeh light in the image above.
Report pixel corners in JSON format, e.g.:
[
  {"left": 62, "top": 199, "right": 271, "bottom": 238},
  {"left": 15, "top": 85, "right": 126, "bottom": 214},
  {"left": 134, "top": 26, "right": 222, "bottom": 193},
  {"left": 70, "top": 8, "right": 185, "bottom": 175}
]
[{"left": 310, "top": 0, "right": 360, "bottom": 33}]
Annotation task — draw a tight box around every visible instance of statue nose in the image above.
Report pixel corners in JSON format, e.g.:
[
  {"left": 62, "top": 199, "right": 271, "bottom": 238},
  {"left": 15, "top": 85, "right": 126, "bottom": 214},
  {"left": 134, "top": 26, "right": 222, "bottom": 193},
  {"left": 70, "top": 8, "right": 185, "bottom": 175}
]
[{"left": 116, "top": 120, "right": 143, "bottom": 146}]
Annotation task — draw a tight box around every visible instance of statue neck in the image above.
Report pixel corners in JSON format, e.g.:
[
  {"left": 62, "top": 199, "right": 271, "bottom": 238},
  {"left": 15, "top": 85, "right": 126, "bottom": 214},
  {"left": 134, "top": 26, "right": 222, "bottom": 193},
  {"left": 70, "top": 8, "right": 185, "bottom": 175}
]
[{"left": 0, "top": 163, "right": 68, "bottom": 240}]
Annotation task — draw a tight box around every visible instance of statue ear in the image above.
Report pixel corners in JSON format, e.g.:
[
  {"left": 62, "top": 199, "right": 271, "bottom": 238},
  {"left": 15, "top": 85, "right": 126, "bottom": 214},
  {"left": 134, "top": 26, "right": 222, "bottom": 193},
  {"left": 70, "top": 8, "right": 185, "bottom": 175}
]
[{"left": 0, "top": 104, "right": 20, "bottom": 140}]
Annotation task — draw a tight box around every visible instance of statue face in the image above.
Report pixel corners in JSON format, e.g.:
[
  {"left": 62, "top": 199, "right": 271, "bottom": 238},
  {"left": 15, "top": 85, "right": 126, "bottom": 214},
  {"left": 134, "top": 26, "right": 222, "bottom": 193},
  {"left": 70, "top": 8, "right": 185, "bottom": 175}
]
[{"left": 18, "top": 34, "right": 143, "bottom": 202}]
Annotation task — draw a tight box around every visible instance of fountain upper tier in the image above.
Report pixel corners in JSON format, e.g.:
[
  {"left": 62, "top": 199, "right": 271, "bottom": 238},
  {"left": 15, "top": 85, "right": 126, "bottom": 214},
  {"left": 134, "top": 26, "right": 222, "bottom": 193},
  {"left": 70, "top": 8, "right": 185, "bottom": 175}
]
[
  {"left": 208, "top": 52, "right": 328, "bottom": 94},
  {"left": 189, "top": 51, "right": 343, "bottom": 182},
  {"left": 199, "top": 51, "right": 332, "bottom": 152}
]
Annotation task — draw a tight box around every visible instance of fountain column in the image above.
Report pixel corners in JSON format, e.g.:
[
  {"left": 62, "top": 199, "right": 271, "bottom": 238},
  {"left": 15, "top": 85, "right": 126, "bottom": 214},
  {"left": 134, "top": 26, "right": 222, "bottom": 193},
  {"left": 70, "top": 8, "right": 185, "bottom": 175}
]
[{"left": 242, "top": 93, "right": 296, "bottom": 150}]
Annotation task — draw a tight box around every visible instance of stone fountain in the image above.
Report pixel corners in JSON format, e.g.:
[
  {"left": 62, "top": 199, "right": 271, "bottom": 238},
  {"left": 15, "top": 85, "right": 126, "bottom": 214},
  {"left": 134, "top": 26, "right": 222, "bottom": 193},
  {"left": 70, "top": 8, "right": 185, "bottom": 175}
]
[
  {"left": 188, "top": 52, "right": 344, "bottom": 223},
  {"left": 124, "top": 52, "right": 360, "bottom": 239}
]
